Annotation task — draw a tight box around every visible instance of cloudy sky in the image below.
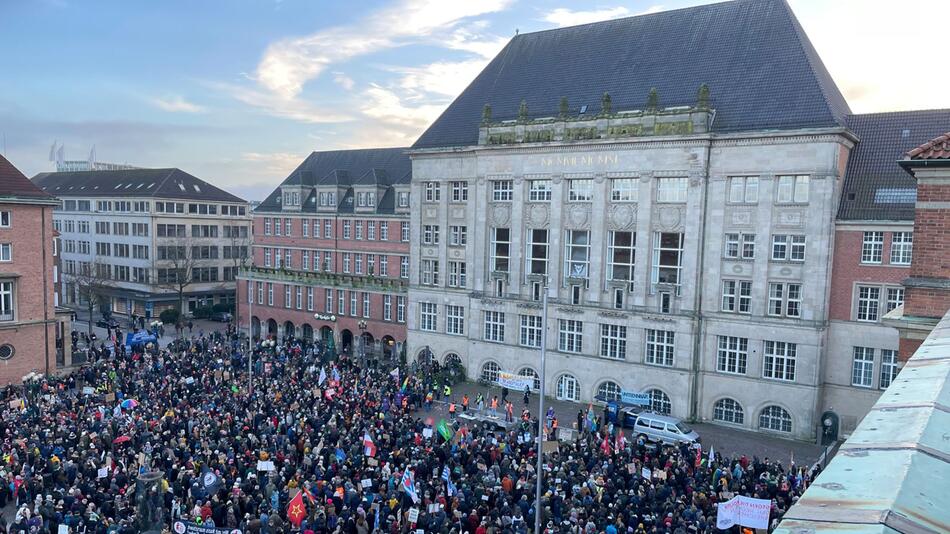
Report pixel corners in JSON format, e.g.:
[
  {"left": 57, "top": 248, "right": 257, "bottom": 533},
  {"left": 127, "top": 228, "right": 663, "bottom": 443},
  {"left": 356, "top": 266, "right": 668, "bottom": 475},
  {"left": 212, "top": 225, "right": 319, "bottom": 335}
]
[{"left": 1, "top": 0, "right": 945, "bottom": 201}]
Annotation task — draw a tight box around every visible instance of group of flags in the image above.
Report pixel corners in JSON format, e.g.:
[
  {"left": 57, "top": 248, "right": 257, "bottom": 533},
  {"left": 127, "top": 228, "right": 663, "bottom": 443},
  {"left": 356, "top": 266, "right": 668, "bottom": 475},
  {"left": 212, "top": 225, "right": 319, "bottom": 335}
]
[{"left": 286, "top": 486, "right": 318, "bottom": 527}]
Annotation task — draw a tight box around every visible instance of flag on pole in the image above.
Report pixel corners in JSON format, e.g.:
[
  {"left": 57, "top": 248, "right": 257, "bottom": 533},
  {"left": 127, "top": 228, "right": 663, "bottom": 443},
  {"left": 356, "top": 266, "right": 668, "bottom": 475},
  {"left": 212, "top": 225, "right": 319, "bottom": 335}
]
[
  {"left": 332, "top": 367, "right": 341, "bottom": 382},
  {"left": 436, "top": 419, "right": 454, "bottom": 441},
  {"left": 600, "top": 433, "right": 611, "bottom": 455},
  {"left": 401, "top": 376, "right": 410, "bottom": 393},
  {"left": 441, "top": 466, "right": 450, "bottom": 482},
  {"left": 390, "top": 367, "right": 399, "bottom": 380},
  {"left": 287, "top": 490, "right": 306, "bottom": 527},
  {"left": 400, "top": 469, "right": 419, "bottom": 503},
  {"left": 586, "top": 403, "right": 596, "bottom": 432},
  {"left": 694, "top": 445, "right": 702, "bottom": 468},
  {"left": 318, "top": 367, "right": 327, "bottom": 386},
  {"left": 335, "top": 447, "right": 347, "bottom": 463},
  {"left": 363, "top": 431, "right": 377, "bottom": 457},
  {"left": 302, "top": 486, "right": 316, "bottom": 504},
  {"left": 708, "top": 445, "right": 715, "bottom": 465},
  {"left": 447, "top": 477, "right": 457, "bottom": 497}
]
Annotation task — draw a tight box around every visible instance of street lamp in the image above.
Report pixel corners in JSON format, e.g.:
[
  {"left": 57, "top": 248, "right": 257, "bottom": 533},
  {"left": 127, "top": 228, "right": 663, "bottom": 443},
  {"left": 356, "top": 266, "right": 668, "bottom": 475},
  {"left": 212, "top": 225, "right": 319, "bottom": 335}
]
[
  {"left": 534, "top": 281, "right": 549, "bottom": 534},
  {"left": 357, "top": 319, "right": 368, "bottom": 362}
]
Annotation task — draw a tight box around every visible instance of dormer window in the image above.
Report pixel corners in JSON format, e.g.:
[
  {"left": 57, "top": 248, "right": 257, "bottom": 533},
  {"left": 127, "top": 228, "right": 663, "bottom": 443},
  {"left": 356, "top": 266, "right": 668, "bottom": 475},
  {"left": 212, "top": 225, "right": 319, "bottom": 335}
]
[
  {"left": 356, "top": 191, "right": 377, "bottom": 208},
  {"left": 318, "top": 191, "right": 337, "bottom": 207},
  {"left": 283, "top": 191, "right": 300, "bottom": 206},
  {"left": 397, "top": 191, "right": 410, "bottom": 208}
]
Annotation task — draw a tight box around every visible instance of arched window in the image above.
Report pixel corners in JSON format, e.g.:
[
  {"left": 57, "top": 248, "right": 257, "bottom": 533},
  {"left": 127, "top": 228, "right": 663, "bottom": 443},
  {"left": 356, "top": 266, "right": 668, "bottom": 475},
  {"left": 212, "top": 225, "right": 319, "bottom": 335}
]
[
  {"left": 556, "top": 374, "right": 580, "bottom": 402},
  {"left": 518, "top": 367, "right": 541, "bottom": 391},
  {"left": 759, "top": 405, "right": 792, "bottom": 433},
  {"left": 597, "top": 381, "right": 622, "bottom": 402},
  {"left": 444, "top": 353, "right": 462, "bottom": 367},
  {"left": 647, "top": 389, "right": 671, "bottom": 415},
  {"left": 480, "top": 361, "right": 500, "bottom": 383},
  {"left": 713, "top": 398, "right": 744, "bottom": 424}
]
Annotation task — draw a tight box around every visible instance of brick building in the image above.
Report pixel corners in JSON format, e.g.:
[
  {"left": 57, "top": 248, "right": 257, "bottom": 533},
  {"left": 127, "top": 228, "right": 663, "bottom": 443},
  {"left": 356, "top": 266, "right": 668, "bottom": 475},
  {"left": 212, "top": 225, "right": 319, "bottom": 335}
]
[
  {"left": 237, "top": 148, "right": 411, "bottom": 358},
  {"left": 0, "top": 155, "right": 70, "bottom": 383},
  {"left": 824, "top": 110, "right": 950, "bottom": 433}
]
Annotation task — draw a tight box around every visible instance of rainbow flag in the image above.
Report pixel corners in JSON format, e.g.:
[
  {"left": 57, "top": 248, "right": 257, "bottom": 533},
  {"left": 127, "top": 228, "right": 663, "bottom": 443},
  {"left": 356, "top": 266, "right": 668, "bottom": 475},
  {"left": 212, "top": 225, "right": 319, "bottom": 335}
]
[{"left": 401, "top": 376, "right": 410, "bottom": 393}]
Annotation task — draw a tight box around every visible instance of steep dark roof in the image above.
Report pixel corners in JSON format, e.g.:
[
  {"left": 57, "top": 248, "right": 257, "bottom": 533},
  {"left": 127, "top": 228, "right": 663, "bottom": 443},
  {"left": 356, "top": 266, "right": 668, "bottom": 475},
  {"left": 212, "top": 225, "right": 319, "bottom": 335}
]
[
  {"left": 256, "top": 148, "right": 410, "bottom": 214},
  {"left": 0, "top": 155, "right": 56, "bottom": 201},
  {"left": 31, "top": 168, "right": 245, "bottom": 203},
  {"left": 838, "top": 110, "right": 950, "bottom": 221},
  {"left": 413, "top": 0, "right": 849, "bottom": 149}
]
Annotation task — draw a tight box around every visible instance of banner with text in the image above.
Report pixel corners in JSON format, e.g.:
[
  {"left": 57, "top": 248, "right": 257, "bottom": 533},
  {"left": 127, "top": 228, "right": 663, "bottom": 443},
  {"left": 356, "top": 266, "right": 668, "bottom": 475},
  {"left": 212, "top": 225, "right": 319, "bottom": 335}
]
[
  {"left": 620, "top": 391, "right": 652, "bottom": 406},
  {"left": 715, "top": 496, "right": 771, "bottom": 530},
  {"left": 497, "top": 372, "right": 533, "bottom": 391},
  {"left": 172, "top": 521, "right": 242, "bottom": 534}
]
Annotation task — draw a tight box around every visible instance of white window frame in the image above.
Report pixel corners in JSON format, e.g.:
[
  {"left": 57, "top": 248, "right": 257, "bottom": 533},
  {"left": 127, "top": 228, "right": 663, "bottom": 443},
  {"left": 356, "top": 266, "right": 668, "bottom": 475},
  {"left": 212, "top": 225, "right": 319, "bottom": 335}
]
[
  {"left": 445, "top": 305, "right": 465, "bottom": 335},
  {"left": 656, "top": 177, "right": 688, "bottom": 203},
  {"left": 419, "top": 302, "right": 437, "bottom": 331},
  {"left": 851, "top": 346, "right": 874, "bottom": 387},
  {"left": 558, "top": 319, "right": 583, "bottom": 354},
  {"left": 717, "top": 336, "right": 748, "bottom": 374},
  {"left": 491, "top": 180, "right": 513, "bottom": 202},
  {"left": 519, "top": 315, "right": 542, "bottom": 348},
  {"left": 768, "top": 282, "right": 802, "bottom": 318},
  {"left": 856, "top": 285, "right": 882, "bottom": 322},
  {"left": 483, "top": 311, "right": 505, "bottom": 342},
  {"left": 880, "top": 349, "right": 898, "bottom": 389},
  {"left": 606, "top": 231, "right": 635, "bottom": 283},
  {"left": 450, "top": 181, "right": 468, "bottom": 202},
  {"left": 600, "top": 324, "right": 627, "bottom": 360},
  {"left": 645, "top": 329, "right": 674, "bottom": 366},
  {"left": 890, "top": 232, "right": 913, "bottom": 265},
  {"left": 490, "top": 228, "right": 510, "bottom": 273},
  {"left": 763, "top": 341, "right": 796, "bottom": 381},
  {"left": 563, "top": 230, "right": 590, "bottom": 281},
  {"left": 568, "top": 179, "right": 593, "bottom": 202},
  {"left": 885, "top": 287, "right": 904, "bottom": 314},
  {"left": 610, "top": 178, "right": 638, "bottom": 202},
  {"left": 528, "top": 180, "right": 552, "bottom": 201},
  {"left": 651, "top": 232, "right": 684, "bottom": 287},
  {"left": 861, "top": 231, "right": 884, "bottom": 264},
  {"left": 771, "top": 234, "right": 806, "bottom": 262},
  {"left": 450, "top": 225, "right": 467, "bottom": 246},
  {"left": 728, "top": 176, "right": 759, "bottom": 204},
  {"left": 424, "top": 182, "right": 440, "bottom": 202},
  {"left": 721, "top": 279, "right": 752, "bottom": 314},
  {"left": 776, "top": 175, "right": 809, "bottom": 204},
  {"left": 525, "top": 229, "right": 549, "bottom": 278}
]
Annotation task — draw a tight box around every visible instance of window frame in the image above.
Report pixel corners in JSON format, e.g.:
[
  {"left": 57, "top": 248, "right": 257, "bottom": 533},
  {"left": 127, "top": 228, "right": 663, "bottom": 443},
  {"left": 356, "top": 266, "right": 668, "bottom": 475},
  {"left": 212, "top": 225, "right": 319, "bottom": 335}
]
[{"left": 645, "top": 329, "right": 675, "bottom": 367}]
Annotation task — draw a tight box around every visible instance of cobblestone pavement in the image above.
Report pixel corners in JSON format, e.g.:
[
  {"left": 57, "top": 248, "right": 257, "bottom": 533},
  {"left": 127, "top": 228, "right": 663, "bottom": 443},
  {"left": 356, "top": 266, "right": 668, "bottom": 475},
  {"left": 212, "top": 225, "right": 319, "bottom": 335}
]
[{"left": 434, "top": 380, "right": 822, "bottom": 466}]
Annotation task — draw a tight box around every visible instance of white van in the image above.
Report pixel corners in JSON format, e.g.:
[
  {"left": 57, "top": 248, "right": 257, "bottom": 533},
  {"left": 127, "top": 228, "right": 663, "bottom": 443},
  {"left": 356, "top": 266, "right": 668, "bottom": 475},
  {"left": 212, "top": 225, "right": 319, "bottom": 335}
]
[{"left": 633, "top": 412, "right": 700, "bottom": 445}]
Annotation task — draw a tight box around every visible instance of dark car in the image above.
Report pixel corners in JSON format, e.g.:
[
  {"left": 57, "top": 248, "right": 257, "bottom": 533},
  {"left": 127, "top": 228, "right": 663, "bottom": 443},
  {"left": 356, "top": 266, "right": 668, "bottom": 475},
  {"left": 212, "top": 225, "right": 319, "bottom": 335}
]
[
  {"left": 96, "top": 318, "right": 120, "bottom": 329},
  {"left": 210, "top": 312, "right": 233, "bottom": 322}
]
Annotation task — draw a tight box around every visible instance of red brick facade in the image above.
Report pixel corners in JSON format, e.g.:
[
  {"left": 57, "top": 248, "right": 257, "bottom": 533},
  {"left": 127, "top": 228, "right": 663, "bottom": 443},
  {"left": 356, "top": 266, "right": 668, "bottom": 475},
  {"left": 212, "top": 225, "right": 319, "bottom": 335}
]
[{"left": 829, "top": 228, "right": 911, "bottom": 321}]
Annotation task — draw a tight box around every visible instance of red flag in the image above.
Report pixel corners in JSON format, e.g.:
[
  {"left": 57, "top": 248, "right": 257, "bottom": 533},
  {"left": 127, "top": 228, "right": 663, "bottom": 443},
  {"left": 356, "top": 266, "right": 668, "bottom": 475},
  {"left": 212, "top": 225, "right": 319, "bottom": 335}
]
[
  {"left": 694, "top": 445, "right": 702, "bottom": 468},
  {"left": 303, "top": 486, "right": 316, "bottom": 504},
  {"left": 287, "top": 490, "right": 306, "bottom": 527},
  {"left": 601, "top": 433, "right": 611, "bottom": 455}
]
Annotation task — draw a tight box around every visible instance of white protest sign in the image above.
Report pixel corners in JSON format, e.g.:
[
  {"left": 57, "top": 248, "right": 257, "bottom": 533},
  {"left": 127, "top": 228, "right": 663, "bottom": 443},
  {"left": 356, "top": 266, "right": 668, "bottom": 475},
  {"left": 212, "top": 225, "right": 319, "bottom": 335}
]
[
  {"left": 641, "top": 467, "right": 652, "bottom": 479},
  {"left": 97, "top": 467, "right": 109, "bottom": 479},
  {"left": 422, "top": 428, "right": 433, "bottom": 439},
  {"left": 256, "top": 460, "right": 276, "bottom": 472},
  {"left": 716, "top": 496, "right": 772, "bottom": 530},
  {"left": 496, "top": 372, "right": 532, "bottom": 391},
  {"left": 361, "top": 478, "right": 372, "bottom": 488},
  {"left": 408, "top": 508, "right": 419, "bottom": 523}
]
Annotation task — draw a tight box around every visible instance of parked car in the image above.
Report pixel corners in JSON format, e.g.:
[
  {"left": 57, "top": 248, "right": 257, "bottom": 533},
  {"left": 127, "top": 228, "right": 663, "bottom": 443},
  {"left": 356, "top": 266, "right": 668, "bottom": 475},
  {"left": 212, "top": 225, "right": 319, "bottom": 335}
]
[
  {"left": 632, "top": 412, "right": 700, "bottom": 445},
  {"left": 95, "top": 318, "right": 119, "bottom": 329},
  {"left": 210, "top": 312, "right": 233, "bottom": 322}
]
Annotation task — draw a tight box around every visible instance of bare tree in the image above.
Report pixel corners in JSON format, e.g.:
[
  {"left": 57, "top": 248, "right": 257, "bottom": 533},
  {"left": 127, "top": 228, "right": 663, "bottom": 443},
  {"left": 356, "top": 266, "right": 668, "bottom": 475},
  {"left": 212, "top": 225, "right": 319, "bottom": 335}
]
[
  {"left": 154, "top": 237, "right": 198, "bottom": 323},
  {"left": 70, "top": 259, "right": 110, "bottom": 336}
]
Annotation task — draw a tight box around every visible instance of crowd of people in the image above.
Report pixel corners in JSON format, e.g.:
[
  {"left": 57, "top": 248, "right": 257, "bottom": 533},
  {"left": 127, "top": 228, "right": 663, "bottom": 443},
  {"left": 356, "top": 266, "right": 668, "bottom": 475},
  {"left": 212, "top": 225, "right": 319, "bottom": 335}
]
[{"left": 0, "top": 329, "right": 817, "bottom": 533}]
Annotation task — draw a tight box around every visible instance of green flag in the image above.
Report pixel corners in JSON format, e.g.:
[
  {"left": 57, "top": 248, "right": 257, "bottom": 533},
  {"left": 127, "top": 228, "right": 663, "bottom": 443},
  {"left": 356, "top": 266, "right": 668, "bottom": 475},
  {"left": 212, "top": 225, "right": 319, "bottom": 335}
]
[{"left": 436, "top": 419, "right": 454, "bottom": 441}]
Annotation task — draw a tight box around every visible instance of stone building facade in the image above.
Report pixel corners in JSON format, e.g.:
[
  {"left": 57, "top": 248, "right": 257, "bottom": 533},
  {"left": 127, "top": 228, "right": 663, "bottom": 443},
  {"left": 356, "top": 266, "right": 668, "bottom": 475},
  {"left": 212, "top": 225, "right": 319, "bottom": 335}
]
[
  {"left": 33, "top": 168, "right": 250, "bottom": 319},
  {"left": 237, "top": 148, "right": 411, "bottom": 357}
]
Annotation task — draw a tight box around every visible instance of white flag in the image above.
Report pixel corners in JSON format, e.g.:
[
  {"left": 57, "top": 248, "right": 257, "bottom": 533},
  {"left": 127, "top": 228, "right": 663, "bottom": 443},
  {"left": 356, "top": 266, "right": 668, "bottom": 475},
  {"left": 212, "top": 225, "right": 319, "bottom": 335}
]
[
  {"left": 318, "top": 367, "right": 327, "bottom": 386},
  {"left": 716, "top": 496, "right": 771, "bottom": 530}
]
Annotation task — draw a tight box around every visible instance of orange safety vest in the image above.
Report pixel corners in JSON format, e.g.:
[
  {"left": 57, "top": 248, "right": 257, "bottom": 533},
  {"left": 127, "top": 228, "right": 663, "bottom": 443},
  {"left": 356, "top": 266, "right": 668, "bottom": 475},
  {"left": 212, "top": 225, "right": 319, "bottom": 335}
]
[
  {"left": 552, "top": 418, "right": 558, "bottom": 429},
  {"left": 449, "top": 403, "right": 456, "bottom": 413},
  {"left": 491, "top": 398, "right": 498, "bottom": 409},
  {"left": 462, "top": 395, "right": 469, "bottom": 407}
]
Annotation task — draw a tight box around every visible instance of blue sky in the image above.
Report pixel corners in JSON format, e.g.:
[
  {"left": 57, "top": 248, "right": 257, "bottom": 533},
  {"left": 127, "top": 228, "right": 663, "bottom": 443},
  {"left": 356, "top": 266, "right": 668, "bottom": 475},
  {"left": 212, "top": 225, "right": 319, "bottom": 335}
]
[{"left": 1, "top": 0, "right": 945, "bottom": 201}]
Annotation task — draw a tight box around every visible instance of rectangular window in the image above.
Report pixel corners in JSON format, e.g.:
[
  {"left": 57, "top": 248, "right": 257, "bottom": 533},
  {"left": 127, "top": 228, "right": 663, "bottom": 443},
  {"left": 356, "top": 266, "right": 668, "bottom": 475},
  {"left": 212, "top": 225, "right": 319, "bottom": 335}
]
[
  {"left": 610, "top": 178, "right": 638, "bottom": 202},
  {"left": 651, "top": 232, "right": 684, "bottom": 286},
  {"left": 724, "top": 233, "right": 755, "bottom": 259},
  {"left": 558, "top": 319, "right": 583, "bottom": 353},
  {"left": 355, "top": 254, "right": 363, "bottom": 274},
  {"left": 362, "top": 292, "right": 370, "bottom": 318},
  {"left": 342, "top": 253, "right": 351, "bottom": 273},
  {"left": 880, "top": 349, "right": 898, "bottom": 389},
  {"left": 401, "top": 221, "right": 410, "bottom": 242},
  {"left": 302, "top": 219, "right": 309, "bottom": 237},
  {"left": 324, "top": 220, "right": 332, "bottom": 238},
  {"left": 721, "top": 280, "right": 752, "bottom": 313},
  {"left": 607, "top": 231, "right": 636, "bottom": 283},
  {"left": 852, "top": 346, "right": 874, "bottom": 387},
  {"left": 383, "top": 295, "right": 392, "bottom": 321},
  {"left": 771, "top": 235, "right": 806, "bottom": 261},
  {"left": 492, "top": 180, "right": 513, "bottom": 201},
  {"left": 355, "top": 221, "right": 363, "bottom": 240},
  {"left": 890, "top": 232, "right": 913, "bottom": 265},
  {"left": 763, "top": 341, "right": 796, "bottom": 381},
  {"left": 296, "top": 286, "right": 303, "bottom": 310},
  {"left": 0, "top": 212, "right": 9, "bottom": 228},
  {"left": 728, "top": 176, "right": 759, "bottom": 203},
  {"left": 717, "top": 336, "right": 748, "bottom": 374},
  {"left": 0, "top": 281, "right": 13, "bottom": 321},
  {"left": 862, "top": 231, "right": 884, "bottom": 263},
  {"left": 600, "top": 324, "right": 627, "bottom": 360},
  {"left": 564, "top": 230, "right": 591, "bottom": 280},
  {"left": 367, "top": 254, "right": 375, "bottom": 276},
  {"left": 350, "top": 291, "right": 357, "bottom": 317},
  {"left": 448, "top": 261, "right": 467, "bottom": 288},
  {"left": 529, "top": 180, "right": 552, "bottom": 201},
  {"left": 274, "top": 218, "right": 281, "bottom": 236},
  {"left": 283, "top": 218, "right": 292, "bottom": 236},
  {"left": 285, "top": 285, "right": 292, "bottom": 309},
  {"left": 656, "top": 177, "right": 688, "bottom": 203},
  {"left": 264, "top": 249, "right": 273, "bottom": 268},
  {"left": 367, "top": 222, "right": 376, "bottom": 240},
  {"left": 645, "top": 329, "right": 675, "bottom": 366},
  {"left": 421, "top": 259, "right": 440, "bottom": 286},
  {"left": 776, "top": 175, "right": 809, "bottom": 203},
  {"left": 397, "top": 296, "right": 406, "bottom": 323},
  {"left": 856, "top": 285, "right": 881, "bottom": 322},
  {"left": 267, "top": 283, "right": 274, "bottom": 306},
  {"left": 380, "top": 222, "right": 389, "bottom": 241},
  {"left": 451, "top": 181, "right": 468, "bottom": 202},
  {"left": 397, "top": 191, "right": 410, "bottom": 208},
  {"left": 337, "top": 290, "right": 345, "bottom": 315},
  {"left": 490, "top": 228, "right": 510, "bottom": 272},
  {"left": 307, "top": 287, "right": 314, "bottom": 311},
  {"left": 885, "top": 287, "right": 904, "bottom": 314},
  {"left": 446, "top": 305, "right": 465, "bottom": 335},
  {"left": 525, "top": 229, "right": 549, "bottom": 277},
  {"left": 258, "top": 282, "right": 264, "bottom": 305},
  {"left": 301, "top": 251, "right": 310, "bottom": 271},
  {"left": 568, "top": 179, "right": 593, "bottom": 201},
  {"left": 450, "top": 225, "right": 467, "bottom": 246},
  {"left": 418, "top": 302, "right": 437, "bottom": 331},
  {"left": 0, "top": 244, "right": 10, "bottom": 262},
  {"left": 424, "top": 182, "right": 441, "bottom": 202},
  {"left": 400, "top": 256, "right": 409, "bottom": 278},
  {"left": 422, "top": 225, "right": 439, "bottom": 245},
  {"left": 483, "top": 311, "right": 505, "bottom": 342},
  {"left": 324, "top": 288, "right": 332, "bottom": 312},
  {"left": 520, "top": 315, "right": 542, "bottom": 348},
  {"left": 343, "top": 221, "right": 351, "bottom": 239},
  {"left": 768, "top": 282, "right": 802, "bottom": 318}
]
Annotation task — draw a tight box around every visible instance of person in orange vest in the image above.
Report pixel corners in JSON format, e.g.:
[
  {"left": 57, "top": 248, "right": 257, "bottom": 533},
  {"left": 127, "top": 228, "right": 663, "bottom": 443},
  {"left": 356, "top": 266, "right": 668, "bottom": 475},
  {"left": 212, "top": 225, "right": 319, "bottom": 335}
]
[
  {"left": 461, "top": 394, "right": 469, "bottom": 412},
  {"left": 505, "top": 400, "right": 514, "bottom": 423},
  {"left": 448, "top": 400, "right": 457, "bottom": 419},
  {"left": 425, "top": 391, "right": 433, "bottom": 412},
  {"left": 551, "top": 416, "right": 559, "bottom": 440},
  {"left": 489, "top": 396, "right": 499, "bottom": 417}
]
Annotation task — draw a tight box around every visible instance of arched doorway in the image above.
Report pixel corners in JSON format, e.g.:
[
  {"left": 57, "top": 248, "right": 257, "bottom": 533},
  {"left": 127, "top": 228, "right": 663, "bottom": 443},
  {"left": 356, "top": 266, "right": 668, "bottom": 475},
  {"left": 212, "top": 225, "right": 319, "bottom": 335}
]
[
  {"left": 320, "top": 326, "right": 333, "bottom": 345},
  {"left": 283, "top": 321, "right": 295, "bottom": 340},
  {"left": 251, "top": 316, "right": 261, "bottom": 340},
  {"left": 382, "top": 335, "right": 395, "bottom": 358},
  {"left": 266, "top": 319, "right": 278, "bottom": 337},
  {"left": 340, "top": 329, "right": 353, "bottom": 353},
  {"left": 301, "top": 324, "right": 314, "bottom": 342}
]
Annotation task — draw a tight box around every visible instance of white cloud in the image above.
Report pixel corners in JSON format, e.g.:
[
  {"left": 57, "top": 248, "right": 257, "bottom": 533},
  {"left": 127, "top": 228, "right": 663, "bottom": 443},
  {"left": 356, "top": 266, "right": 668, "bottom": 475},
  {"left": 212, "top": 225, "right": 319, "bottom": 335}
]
[
  {"left": 242, "top": 151, "right": 304, "bottom": 173},
  {"left": 255, "top": 0, "right": 511, "bottom": 100},
  {"left": 150, "top": 95, "right": 206, "bottom": 113},
  {"left": 332, "top": 72, "right": 355, "bottom": 91},
  {"left": 360, "top": 84, "right": 445, "bottom": 131},
  {"left": 207, "top": 82, "right": 353, "bottom": 123},
  {"left": 541, "top": 5, "right": 663, "bottom": 27},
  {"left": 395, "top": 58, "right": 492, "bottom": 99}
]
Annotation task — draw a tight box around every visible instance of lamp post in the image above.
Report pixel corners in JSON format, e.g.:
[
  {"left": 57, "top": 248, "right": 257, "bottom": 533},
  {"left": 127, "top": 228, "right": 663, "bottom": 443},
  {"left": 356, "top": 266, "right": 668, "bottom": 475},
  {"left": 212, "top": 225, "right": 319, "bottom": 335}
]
[
  {"left": 534, "top": 283, "right": 549, "bottom": 534},
  {"left": 358, "top": 319, "right": 367, "bottom": 362}
]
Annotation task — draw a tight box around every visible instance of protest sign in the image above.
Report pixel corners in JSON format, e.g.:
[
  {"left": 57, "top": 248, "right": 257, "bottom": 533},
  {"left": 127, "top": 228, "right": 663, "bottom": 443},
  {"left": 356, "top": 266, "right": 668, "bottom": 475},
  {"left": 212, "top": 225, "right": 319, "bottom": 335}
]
[
  {"left": 256, "top": 460, "right": 275, "bottom": 472},
  {"left": 496, "top": 372, "right": 532, "bottom": 390},
  {"left": 361, "top": 478, "right": 372, "bottom": 488},
  {"left": 407, "top": 508, "right": 419, "bottom": 523},
  {"left": 715, "top": 496, "right": 771, "bottom": 529},
  {"left": 172, "top": 521, "right": 242, "bottom": 534}
]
